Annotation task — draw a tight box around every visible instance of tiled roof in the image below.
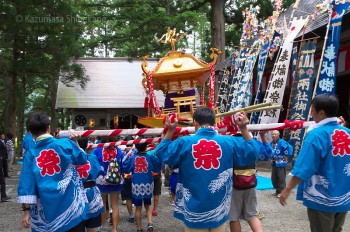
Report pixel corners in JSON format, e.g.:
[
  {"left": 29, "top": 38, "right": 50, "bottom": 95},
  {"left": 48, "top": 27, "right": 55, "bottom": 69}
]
[
  {"left": 277, "top": 0, "right": 329, "bottom": 37},
  {"left": 56, "top": 58, "right": 165, "bottom": 109}
]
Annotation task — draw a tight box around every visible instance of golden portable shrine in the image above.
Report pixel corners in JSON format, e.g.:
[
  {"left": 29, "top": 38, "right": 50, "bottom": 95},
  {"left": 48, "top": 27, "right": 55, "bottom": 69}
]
[{"left": 138, "top": 28, "right": 221, "bottom": 128}]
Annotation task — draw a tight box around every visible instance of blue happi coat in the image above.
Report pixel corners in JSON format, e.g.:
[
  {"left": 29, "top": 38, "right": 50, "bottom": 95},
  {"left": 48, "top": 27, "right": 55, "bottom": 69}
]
[
  {"left": 123, "top": 150, "right": 162, "bottom": 199},
  {"left": 154, "top": 128, "right": 259, "bottom": 229},
  {"left": 17, "top": 135, "right": 89, "bottom": 232},
  {"left": 76, "top": 154, "right": 104, "bottom": 219},
  {"left": 292, "top": 121, "right": 350, "bottom": 213},
  {"left": 22, "top": 132, "right": 35, "bottom": 157},
  {"left": 255, "top": 139, "right": 273, "bottom": 161},
  {"left": 269, "top": 139, "right": 293, "bottom": 167},
  {"left": 94, "top": 147, "right": 123, "bottom": 192}
]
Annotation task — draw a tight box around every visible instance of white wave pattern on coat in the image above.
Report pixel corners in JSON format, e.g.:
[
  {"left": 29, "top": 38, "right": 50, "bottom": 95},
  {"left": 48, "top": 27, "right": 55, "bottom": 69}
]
[
  {"left": 30, "top": 199, "right": 47, "bottom": 232},
  {"left": 48, "top": 164, "right": 88, "bottom": 231},
  {"left": 344, "top": 163, "right": 350, "bottom": 176},
  {"left": 88, "top": 187, "right": 104, "bottom": 214},
  {"left": 303, "top": 175, "right": 350, "bottom": 207},
  {"left": 174, "top": 168, "right": 233, "bottom": 223},
  {"left": 29, "top": 164, "right": 88, "bottom": 231}
]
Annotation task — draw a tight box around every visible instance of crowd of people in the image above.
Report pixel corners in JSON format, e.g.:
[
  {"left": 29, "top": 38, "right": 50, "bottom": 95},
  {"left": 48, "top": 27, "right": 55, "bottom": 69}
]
[{"left": 2, "top": 93, "right": 347, "bottom": 232}]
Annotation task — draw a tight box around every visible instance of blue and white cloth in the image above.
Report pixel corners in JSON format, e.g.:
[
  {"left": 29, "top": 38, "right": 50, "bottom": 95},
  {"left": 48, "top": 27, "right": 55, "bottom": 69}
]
[
  {"left": 17, "top": 135, "right": 89, "bottom": 232},
  {"left": 123, "top": 150, "right": 162, "bottom": 199},
  {"left": 76, "top": 154, "right": 104, "bottom": 219},
  {"left": 292, "top": 119, "right": 350, "bottom": 213},
  {"left": 269, "top": 139, "right": 293, "bottom": 167},
  {"left": 154, "top": 128, "right": 259, "bottom": 229},
  {"left": 22, "top": 132, "right": 35, "bottom": 157}
]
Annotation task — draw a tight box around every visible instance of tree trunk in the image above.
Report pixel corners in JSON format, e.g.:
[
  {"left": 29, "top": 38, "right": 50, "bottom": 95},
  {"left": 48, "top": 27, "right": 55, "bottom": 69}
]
[
  {"left": 50, "top": 75, "right": 59, "bottom": 135},
  {"left": 166, "top": 0, "right": 171, "bottom": 16},
  {"left": 4, "top": 34, "right": 19, "bottom": 136},
  {"left": 16, "top": 74, "right": 26, "bottom": 158},
  {"left": 210, "top": 0, "right": 225, "bottom": 64}
]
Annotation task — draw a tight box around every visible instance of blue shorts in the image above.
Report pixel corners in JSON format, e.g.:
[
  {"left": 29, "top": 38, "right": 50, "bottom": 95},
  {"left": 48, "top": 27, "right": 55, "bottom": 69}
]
[{"left": 132, "top": 197, "right": 152, "bottom": 207}]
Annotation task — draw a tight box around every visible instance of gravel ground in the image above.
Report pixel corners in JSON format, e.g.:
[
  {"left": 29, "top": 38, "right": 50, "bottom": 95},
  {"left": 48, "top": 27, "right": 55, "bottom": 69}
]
[{"left": 1, "top": 164, "right": 349, "bottom": 232}]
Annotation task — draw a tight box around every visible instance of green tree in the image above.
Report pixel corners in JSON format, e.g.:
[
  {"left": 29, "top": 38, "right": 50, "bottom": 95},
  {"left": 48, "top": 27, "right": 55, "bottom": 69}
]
[{"left": 0, "top": 0, "right": 88, "bottom": 157}]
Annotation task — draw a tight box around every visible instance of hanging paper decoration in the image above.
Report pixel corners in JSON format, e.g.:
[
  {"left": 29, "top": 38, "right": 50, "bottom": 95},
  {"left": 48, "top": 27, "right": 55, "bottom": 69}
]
[
  {"left": 240, "top": 5, "right": 261, "bottom": 47},
  {"left": 200, "top": 85, "right": 205, "bottom": 106},
  {"left": 268, "top": 31, "right": 283, "bottom": 60},
  {"left": 315, "top": 0, "right": 350, "bottom": 95},
  {"left": 311, "top": 0, "right": 333, "bottom": 20},
  {"left": 145, "top": 71, "right": 162, "bottom": 117},
  {"left": 208, "top": 63, "right": 216, "bottom": 109},
  {"left": 286, "top": 40, "right": 317, "bottom": 156}
]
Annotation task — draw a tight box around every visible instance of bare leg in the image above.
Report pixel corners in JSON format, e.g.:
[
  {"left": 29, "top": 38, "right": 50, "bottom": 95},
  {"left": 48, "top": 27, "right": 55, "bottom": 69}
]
[
  {"left": 126, "top": 199, "right": 133, "bottom": 216},
  {"left": 101, "top": 195, "right": 108, "bottom": 228},
  {"left": 247, "top": 217, "right": 263, "bottom": 232},
  {"left": 230, "top": 221, "right": 241, "bottom": 232},
  {"left": 153, "top": 195, "right": 159, "bottom": 212},
  {"left": 110, "top": 192, "right": 120, "bottom": 232},
  {"left": 144, "top": 204, "right": 153, "bottom": 224},
  {"left": 135, "top": 206, "right": 142, "bottom": 230}
]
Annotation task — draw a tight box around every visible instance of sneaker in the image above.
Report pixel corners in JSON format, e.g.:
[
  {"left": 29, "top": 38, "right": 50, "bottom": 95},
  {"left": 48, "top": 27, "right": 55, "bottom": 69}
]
[
  {"left": 1, "top": 196, "right": 11, "bottom": 202},
  {"left": 147, "top": 223, "right": 154, "bottom": 232},
  {"left": 122, "top": 200, "right": 126, "bottom": 205},
  {"left": 128, "top": 216, "right": 135, "bottom": 223},
  {"left": 276, "top": 194, "right": 281, "bottom": 198},
  {"left": 152, "top": 210, "right": 158, "bottom": 216}
]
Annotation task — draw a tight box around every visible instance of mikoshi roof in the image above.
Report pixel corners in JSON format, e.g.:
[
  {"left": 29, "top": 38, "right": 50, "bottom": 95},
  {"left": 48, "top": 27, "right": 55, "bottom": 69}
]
[
  {"left": 141, "top": 50, "right": 219, "bottom": 93},
  {"left": 56, "top": 58, "right": 165, "bottom": 109}
]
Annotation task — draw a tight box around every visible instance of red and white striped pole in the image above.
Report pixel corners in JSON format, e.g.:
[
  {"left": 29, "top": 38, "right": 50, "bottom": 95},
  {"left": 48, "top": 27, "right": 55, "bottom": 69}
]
[
  {"left": 86, "top": 137, "right": 162, "bottom": 149},
  {"left": 57, "top": 127, "right": 194, "bottom": 138}
]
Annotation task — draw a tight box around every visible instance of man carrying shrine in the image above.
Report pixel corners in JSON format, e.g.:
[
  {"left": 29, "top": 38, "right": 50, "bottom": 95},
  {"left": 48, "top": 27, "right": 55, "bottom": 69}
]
[
  {"left": 17, "top": 112, "right": 89, "bottom": 232},
  {"left": 280, "top": 94, "right": 350, "bottom": 232},
  {"left": 155, "top": 107, "right": 259, "bottom": 232}
]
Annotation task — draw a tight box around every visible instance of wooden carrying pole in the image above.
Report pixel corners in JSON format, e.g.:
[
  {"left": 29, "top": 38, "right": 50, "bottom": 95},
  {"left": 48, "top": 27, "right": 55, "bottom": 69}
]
[{"left": 215, "top": 103, "right": 283, "bottom": 118}]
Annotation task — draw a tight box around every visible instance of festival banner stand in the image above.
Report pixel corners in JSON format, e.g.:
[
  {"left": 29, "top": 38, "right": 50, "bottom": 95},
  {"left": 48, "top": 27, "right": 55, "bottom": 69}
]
[
  {"left": 258, "top": 17, "right": 309, "bottom": 125},
  {"left": 314, "top": 0, "right": 350, "bottom": 96},
  {"left": 250, "top": 42, "right": 270, "bottom": 124},
  {"left": 225, "top": 48, "right": 249, "bottom": 112},
  {"left": 216, "top": 50, "right": 239, "bottom": 113},
  {"left": 231, "top": 49, "right": 260, "bottom": 109},
  {"left": 285, "top": 39, "right": 317, "bottom": 156}
]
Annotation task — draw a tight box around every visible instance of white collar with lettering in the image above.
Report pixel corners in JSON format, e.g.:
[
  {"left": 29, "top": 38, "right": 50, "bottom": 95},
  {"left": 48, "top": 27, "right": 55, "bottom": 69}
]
[
  {"left": 307, "top": 117, "right": 338, "bottom": 132},
  {"left": 36, "top": 134, "right": 53, "bottom": 142}
]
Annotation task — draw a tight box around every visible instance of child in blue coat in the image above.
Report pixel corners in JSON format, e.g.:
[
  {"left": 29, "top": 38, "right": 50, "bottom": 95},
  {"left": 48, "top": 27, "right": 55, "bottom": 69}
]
[{"left": 123, "top": 142, "right": 162, "bottom": 232}]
